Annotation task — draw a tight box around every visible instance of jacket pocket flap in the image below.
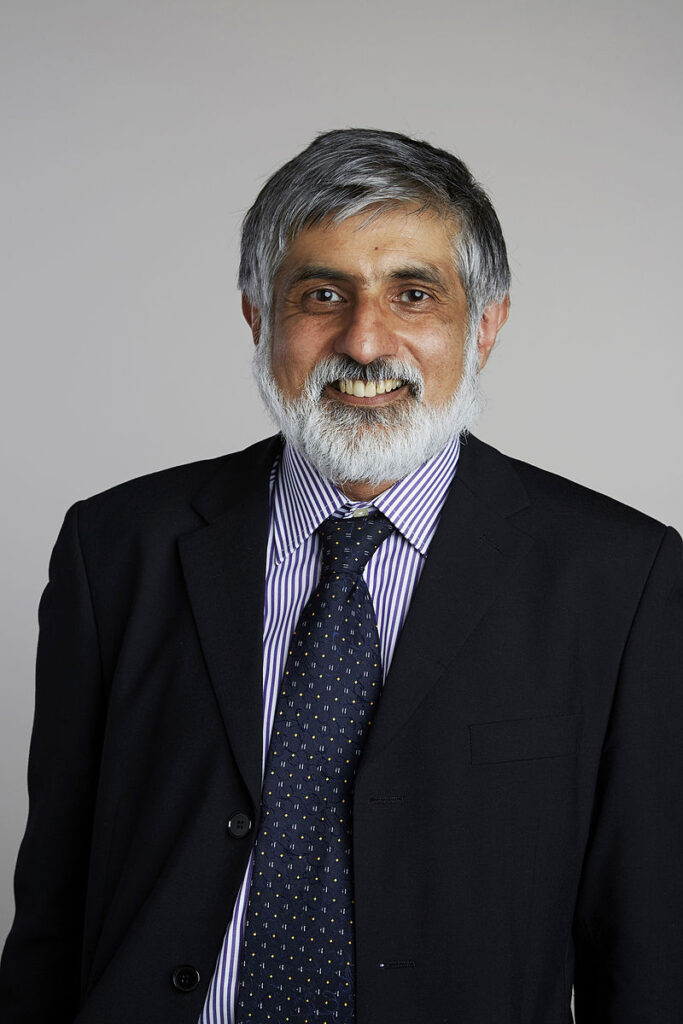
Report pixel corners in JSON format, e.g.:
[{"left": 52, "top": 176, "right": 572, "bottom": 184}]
[{"left": 469, "top": 713, "right": 579, "bottom": 765}]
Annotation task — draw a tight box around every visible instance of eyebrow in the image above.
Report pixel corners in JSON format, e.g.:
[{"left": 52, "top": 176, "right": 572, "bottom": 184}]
[
  {"left": 283, "top": 262, "right": 449, "bottom": 291},
  {"left": 387, "top": 264, "right": 447, "bottom": 288}
]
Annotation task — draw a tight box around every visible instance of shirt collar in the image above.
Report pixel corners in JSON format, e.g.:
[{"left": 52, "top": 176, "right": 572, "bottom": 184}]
[{"left": 271, "top": 435, "right": 461, "bottom": 564}]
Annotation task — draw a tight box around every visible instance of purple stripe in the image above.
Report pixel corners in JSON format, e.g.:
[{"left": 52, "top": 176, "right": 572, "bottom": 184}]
[{"left": 199, "top": 436, "right": 460, "bottom": 1023}]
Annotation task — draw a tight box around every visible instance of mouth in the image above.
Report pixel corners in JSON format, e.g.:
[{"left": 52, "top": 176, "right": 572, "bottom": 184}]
[{"left": 328, "top": 377, "right": 406, "bottom": 399}]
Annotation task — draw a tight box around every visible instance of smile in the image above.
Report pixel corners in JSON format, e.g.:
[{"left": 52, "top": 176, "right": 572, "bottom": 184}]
[{"left": 332, "top": 378, "right": 404, "bottom": 397}]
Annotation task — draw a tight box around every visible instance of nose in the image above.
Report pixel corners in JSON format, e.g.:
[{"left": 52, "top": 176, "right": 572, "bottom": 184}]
[{"left": 333, "top": 297, "right": 398, "bottom": 364}]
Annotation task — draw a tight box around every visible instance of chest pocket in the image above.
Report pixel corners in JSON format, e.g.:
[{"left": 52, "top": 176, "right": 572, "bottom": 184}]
[{"left": 468, "top": 712, "right": 579, "bottom": 765}]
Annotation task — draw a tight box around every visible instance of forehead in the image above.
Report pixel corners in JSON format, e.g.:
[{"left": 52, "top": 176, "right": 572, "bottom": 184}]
[{"left": 278, "top": 204, "right": 460, "bottom": 284}]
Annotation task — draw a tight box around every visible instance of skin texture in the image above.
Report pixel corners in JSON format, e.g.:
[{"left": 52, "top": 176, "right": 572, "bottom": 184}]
[{"left": 243, "top": 204, "right": 509, "bottom": 500}]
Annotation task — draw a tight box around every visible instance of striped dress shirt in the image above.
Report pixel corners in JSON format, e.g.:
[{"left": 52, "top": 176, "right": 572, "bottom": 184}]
[{"left": 198, "top": 433, "right": 461, "bottom": 1024}]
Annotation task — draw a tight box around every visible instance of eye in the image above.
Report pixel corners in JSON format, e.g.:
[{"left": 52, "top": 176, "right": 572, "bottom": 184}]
[
  {"left": 308, "top": 288, "right": 343, "bottom": 303},
  {"left": 398, "top": 288, "right": 430, "bottom": 303}
]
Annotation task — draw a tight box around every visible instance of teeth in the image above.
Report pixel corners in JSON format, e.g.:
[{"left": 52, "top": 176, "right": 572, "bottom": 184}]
[{"left": 336, "top": 378, "right": 403, "bottom": 397}]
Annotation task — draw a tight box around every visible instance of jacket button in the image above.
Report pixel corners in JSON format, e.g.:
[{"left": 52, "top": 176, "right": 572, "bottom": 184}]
[
  {"left": 172, "top": 965, "right": 200, "bottom": 992},
  {"left": 227, "top": 811, "right": 252, "bottom": 838}
]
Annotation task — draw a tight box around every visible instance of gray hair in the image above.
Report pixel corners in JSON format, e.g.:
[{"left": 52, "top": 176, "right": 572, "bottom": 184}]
[{"left": 238, "top": 128, "right": 510, "bottom": 329}]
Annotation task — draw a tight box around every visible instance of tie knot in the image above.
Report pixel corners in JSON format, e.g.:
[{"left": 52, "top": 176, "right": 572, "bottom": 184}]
[{"left": 317, "top": 511, "right": 395, "bottom": 576}]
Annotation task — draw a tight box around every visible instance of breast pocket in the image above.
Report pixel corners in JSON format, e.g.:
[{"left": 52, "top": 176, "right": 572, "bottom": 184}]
[{"left": 468, "top": 712, "right": 579, "bottom": 765}]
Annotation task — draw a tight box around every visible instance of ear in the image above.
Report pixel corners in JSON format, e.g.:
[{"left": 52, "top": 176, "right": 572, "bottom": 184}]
[
  {"left": 476, "top": 294, "right": 510, "bottom": 370},
  {"left": 241, "top": 293, "right": 262, "bottom": 346}
]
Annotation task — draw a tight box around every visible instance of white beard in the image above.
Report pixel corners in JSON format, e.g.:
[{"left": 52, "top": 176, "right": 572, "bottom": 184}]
[{"left": 251, "top": 324, "right": 484, "bottom": 488}]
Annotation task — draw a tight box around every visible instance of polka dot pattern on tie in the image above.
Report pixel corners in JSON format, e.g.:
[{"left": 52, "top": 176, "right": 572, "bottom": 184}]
[{"left": 235, "top": 511, "right": 395, "bottom": 1024}]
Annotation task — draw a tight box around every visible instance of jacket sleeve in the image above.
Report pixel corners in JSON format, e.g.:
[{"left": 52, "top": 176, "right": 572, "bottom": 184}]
[
  {"left": 573, "top": 524, "right": 683, "bottom": 1022},
  {"left": 0, "top": 501, "right": 106, "bottom": 1023}
]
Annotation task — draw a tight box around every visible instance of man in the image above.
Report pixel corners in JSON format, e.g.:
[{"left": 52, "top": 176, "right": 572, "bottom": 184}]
[{"left": 1, "top": 128, "right": 681, "bottom": 1023}]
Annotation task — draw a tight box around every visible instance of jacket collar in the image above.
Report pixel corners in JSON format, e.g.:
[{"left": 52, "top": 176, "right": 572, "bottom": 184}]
[{"left": 188, "top": 432, "right": 530, "bottom": 527}]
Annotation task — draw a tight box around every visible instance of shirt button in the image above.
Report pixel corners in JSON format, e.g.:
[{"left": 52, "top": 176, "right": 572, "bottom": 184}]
[
  {"left": 227, "top": 811, "right": 252, "bottom": 838},
  {"left": 172, "top": 965, "right": 200, "bottom": 992}
]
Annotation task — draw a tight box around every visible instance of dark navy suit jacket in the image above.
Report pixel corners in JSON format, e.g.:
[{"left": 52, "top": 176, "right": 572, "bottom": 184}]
[{"left": 1, "top": 433, "right": 682, "bottom": 1022}]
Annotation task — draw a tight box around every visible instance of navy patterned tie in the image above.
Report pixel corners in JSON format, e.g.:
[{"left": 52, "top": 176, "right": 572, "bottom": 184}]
[{"left": 235, "top": 510, "right": 395, "bottom": 1023}]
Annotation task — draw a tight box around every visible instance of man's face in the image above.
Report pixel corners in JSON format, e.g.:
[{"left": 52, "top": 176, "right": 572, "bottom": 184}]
[
  {"left": 245, "top": 202, "right": 508, "bottom": 493},
  {"left": 268, "top": 204, "right": 476, "bottom": 408}
]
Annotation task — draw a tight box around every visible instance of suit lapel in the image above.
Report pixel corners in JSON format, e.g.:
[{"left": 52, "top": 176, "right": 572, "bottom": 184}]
[
  {"left": 177, "top": 432, "right": 534, "bottom": 800},
  {"left": 177, "top": 435, "right": 282, "bottom": 812},
  {"left": 359, "top": 435, "right": 536, "bottom": 770}
]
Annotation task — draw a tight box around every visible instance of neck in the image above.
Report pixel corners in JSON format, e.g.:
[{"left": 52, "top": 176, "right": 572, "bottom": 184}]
[{"left": 339, "top": 479, "right": 396, "bottom": 502}]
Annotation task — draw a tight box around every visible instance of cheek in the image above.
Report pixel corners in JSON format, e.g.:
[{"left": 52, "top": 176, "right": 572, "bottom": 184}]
[
  {"left": 271, "top": 329, "right": 328, "bottom": 396},
  {"left": 410, "top": 339, "right": 466, "bottom": 396},
  {"left": 431, "top": 360, "right": 469, "bottom": 403},
  {"left": 277, "top": 322, "right": 334, "bottom": 364}
]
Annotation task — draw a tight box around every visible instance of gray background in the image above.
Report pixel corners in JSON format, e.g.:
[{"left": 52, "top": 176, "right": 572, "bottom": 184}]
[{"left": 1, "top": 0, "right": 681, "bottom": 951}]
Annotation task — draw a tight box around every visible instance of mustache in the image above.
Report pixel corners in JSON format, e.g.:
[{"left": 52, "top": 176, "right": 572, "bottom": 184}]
[{"left": 304, "top": 355, "right": 424, "bottom": 399}]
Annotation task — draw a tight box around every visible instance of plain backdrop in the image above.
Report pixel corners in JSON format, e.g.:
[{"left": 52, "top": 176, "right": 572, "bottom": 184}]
[{"left": 1, "top": 0, "right": 681, "bottom": 957}]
